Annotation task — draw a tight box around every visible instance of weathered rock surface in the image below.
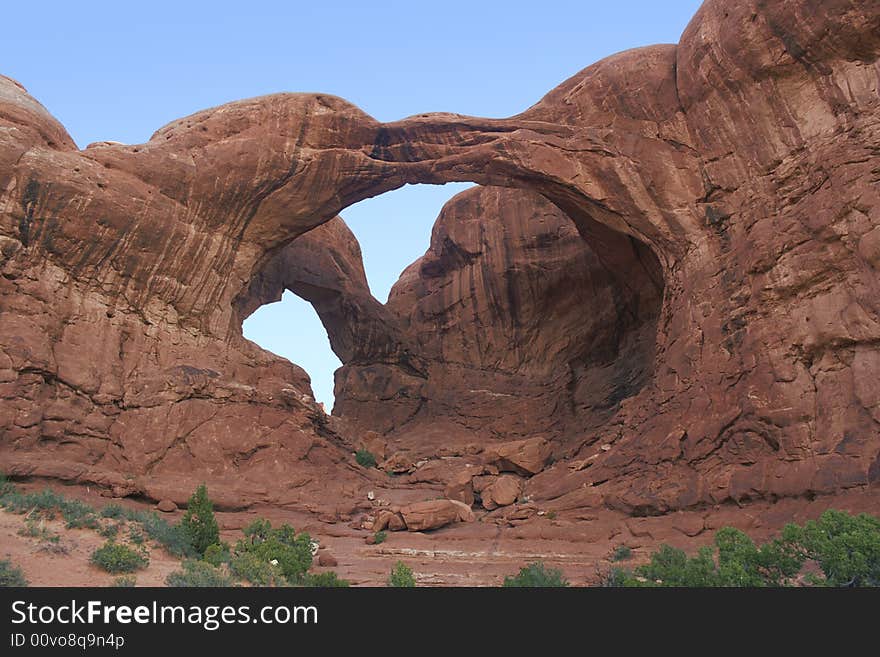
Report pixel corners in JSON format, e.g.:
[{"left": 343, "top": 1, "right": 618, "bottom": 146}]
[
  {"left": 480, "top": 475, "right": 522, "bottom": 510},
  {"left": 1, "top": 0, "right": 879, "bottom": 521},
  {"left": 483, "top": 438, "right": 553, "bottom": 477},
  {"left": 399, "top": 499, "right": 475, "bottom": 532},
  {"left": 156, "top": 499, "right": 177, "bottom": 513}
]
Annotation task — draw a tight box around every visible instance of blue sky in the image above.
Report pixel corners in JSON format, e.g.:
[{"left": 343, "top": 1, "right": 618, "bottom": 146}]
[{"left": 2, "top": 0, "right": 703, "bottom": 407}]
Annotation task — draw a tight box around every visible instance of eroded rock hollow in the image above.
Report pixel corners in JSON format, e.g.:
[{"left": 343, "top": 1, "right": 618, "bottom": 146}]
[{"left": 2, "top": 0, "right": 879, "bottom": 518}]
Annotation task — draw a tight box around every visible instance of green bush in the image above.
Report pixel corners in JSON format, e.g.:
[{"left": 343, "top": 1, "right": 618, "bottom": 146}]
[
  {"left": 300, "top": 571, "right": 350, "bottom": 587},
  {"left": 130, "top": 510, "right": 194, "bottom": 558},
  {"left": 99, "top": 523, "right": 119, "bottom": 539},
  {"left": 355, "top": 449, "right": 377, "bottom": 468},
  {"left": 387, "top": 561, "right": 416, "bottom": 587},
  {"left": 597, "top": 566, "right": 633, "bottom": 587},
  {"left": 781, "top": 510, "right": 880, "bottom": 587},
  {"left": 166, "top": 560, "right": 233, "bottom": 587},
  {"left": 229, "top": 551, "right": 280, "bottom": 586},
  {"left": 59, "top": 498, "right": 99, "bottom": 529},
  {"left": 101, "top": 504, "right": 125, "bottom": 519},
  {"left": 181, "top": 484, "right": 220, "bottom": 557},
  {"left": 605, "top": 511, "right": 880, "bottom": 587},
  {"left": 611, "top": 545, "right": 632, "bottom": 562},
  {"left": 234, "top": 520, "right": 313, "bottom": 584},
  {"left": 503, "top": 561, "right": 568, "bottom": 587},
  {"left": 90, "top": 541, "right": 149, "bottom": 574},
  {"left": 203, "top": 542, "right": 231, "bottom": 567},
  {"left": 373, "top": 530, "right": 387, "bottom": 544},
  {"left": 0, "top": 483, "right": 99, "bottom": 530},
  {"left": 112, "top": 575, "right": 136, "bottom": 587},
  {"left": 0, "top": 559, "right": 28, "bottom": 587}
]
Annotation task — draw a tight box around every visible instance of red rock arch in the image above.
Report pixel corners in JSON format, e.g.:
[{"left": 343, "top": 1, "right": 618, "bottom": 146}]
[{"left": 1, "top": 0, "right": 879, "bottom": 514}]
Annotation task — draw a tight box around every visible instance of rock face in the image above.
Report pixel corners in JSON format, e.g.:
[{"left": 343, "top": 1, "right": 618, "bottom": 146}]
[
  {"left": 2, "top": 0, "right": 880, "bottom": 519},
  {"left": 399, "top": 499, "right": 475, "bottom": 532}
]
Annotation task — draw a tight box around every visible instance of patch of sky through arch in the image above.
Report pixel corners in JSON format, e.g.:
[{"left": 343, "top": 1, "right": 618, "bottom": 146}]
[{"left": 242, "top": 182, "right": 474, "bottom": 409}]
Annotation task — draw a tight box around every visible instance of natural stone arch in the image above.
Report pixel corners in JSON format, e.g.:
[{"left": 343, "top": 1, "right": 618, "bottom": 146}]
[{"left": 1, "top": 0, "right": 879, "bottom": 515}]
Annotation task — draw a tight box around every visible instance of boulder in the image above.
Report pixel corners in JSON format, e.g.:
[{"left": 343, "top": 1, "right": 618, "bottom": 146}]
[
  {"left": 483, "top": 438, "right": 552, "bottom": 476},
  {"left": 444, "top": 468, "right": 476, "bottom": 506},
  {"left": 379, "top": 452, "right": 413, "bottom": 474},
  {"left": 156, "top": 499, "right": 177, "bottom": 513},
  {"left": 480, "top": 475, "right": 522, "bottom": 510},
  {"left": 317, "top": 551, "right": 338, "bottom": 567},
  {"left": 400, "top": 499, "right": 474, "bottom": 532},
  {"left": 372, "top": 509, "right": 406, "bottom": 532}
]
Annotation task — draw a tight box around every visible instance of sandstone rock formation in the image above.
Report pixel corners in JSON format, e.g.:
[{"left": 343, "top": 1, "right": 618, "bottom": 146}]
[{"left": 1, "top": 0, "right": 879, "bottom": 521}]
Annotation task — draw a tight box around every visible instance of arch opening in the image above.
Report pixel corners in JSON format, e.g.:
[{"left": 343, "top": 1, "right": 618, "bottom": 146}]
[{"left": 238, "top": 177, "right": 666, "bottom": 449}]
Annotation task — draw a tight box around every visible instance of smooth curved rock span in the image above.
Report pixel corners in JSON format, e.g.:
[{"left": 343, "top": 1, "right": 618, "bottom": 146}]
[{"left": 1, "top": 0, "right": 879, "bottom": 517}]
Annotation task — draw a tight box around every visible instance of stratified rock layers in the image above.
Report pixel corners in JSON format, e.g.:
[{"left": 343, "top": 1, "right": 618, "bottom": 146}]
[
  {"left": 331, "top": 186, "right": 662, "bottom": 444},
  {"left": 1, "top": 0, "right": 879, "bottom": 516}
]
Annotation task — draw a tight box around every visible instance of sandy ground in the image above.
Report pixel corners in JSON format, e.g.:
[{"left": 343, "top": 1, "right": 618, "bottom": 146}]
[{"left": 3, "top": 479, "right": 879, "bottom": 587}]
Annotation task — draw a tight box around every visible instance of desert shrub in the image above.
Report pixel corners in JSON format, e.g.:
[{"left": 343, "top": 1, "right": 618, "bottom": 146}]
[
  {"left": 19, "top": 518, "right": 49, "bottom": 539},
  {"left": 101, "top": 504, "right": 125, "bottom": 519},
  {"left": 596, "top": 566, "right": 636, "bottom": 587},
  {"left": 387, "top": 561, "right": 416, "bottom": 587},
  {"left": 128, "top": 526, "right": 145, "bottom": 545},
  {"left": 181, "top": 484, "right": 220, "bottom": 557},
  {"left": 355, "top": 449, "right": 377, "bottom": 469},
  {"left": 612, "top": 545, "right": 632, "bottom": 562},
  {"left": 634, "top": 544, "right": 718, "bottom": 587},
  {"left": 112, "top": 575, "right": 136, "bottom": 587},
  {"left": 0, "top": 472, "right": 14, "bottom": 496},
  {"left": 230, "top": 551, "right": 280, "bottom": 586},
  {"left": 234, "top": 519, "right": 313, "bottom": 584},
  {"left": 203, "top": 542, "right": 231, "bottom": 567},
  {"left": 59, "top": 498, "right": 99, "bottom": 529},
  {"left": 300, "top": 571, "right": 350, "bottom": 587},
  {"left": 166, "top": 560, "right": 233, "bottom": 587},
  {"left": 0, "top": 559, "right": 28, "bottom": 587},
  {"left": 503, "top": 561, "right": 568, "bottom": 587},
  {"left": 781, "top": 510, "right": 880, "bottom": 587},
  {"left": 99, "top": 523, "right": 119, "bottom": 539},
  {"left": 0, "top": 485, "right": 98, "bottom": 529},
  {"left": 127, "top": 509, "right": 194, "bottom": 558},
  {"left": 90, "top": 541, "right": 148, "bottom": 574},
  {"left": 373, "top": 530, "right": 387, "bottom": 544}
]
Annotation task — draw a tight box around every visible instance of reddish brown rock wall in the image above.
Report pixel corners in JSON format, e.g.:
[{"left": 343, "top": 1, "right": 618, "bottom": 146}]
[{"left": 1, "top": 0, "right": 878, "bottom": 516}]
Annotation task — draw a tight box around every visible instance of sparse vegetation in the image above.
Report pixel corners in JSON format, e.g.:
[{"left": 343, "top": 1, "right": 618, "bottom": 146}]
[
  {"left": 612, "top": 545, "right": 632, "bottom": 562},
  {"left": 300, "top": 571, "right": 350, "bottom": 587},
  {"left": 1, "top": 477, "right": 345, "bottom": 587},
  {"left": 101, "top": 504, "right": 125, "bottom": 519},
  {"left": 113, "top": 575, "right": 137, "bottom": 587},
  {"left": 355, "top": 448, "right": 377, "bottom": 469},
  {"left": 99, "top": 522, "right": 120, "bottom": 539},
  {"left": 180, "top": 484, "right": 220, "bottom": 557},
  {"left": 90, "top": 541, "right": 149, "bottom": 574},
  {"left": 0, "top": 558, "right": 28, "bottom": 587},
  {"left": 604, "top": 510, "right": 880, "bottom": 587},
  {"left": 126, "top": 509, "right": 194, "bottom": 558},
  {"left": 0, "top": 486, "right": 99, "bottom": 530},
  {"left": 233, "top": 519, "right": 313, "bottom": 585},
  {"left": 503, "top": 561, "right": 568, "bottom": 587},
  {"left": 18, "top": 517, "right": 59, "bottom": 543},
  {"left": 166, "top": 560, "right": 233, "bottom": 587},
  {"left": 373, "top": 530, "right": 387, "bottom": 544},
  {"left": 781, "top": 510, "right": 880, "bottom": 587},
  {"left": 229, "top": 551, "right": 279, "bottom": 586},
  {"left": 203, "top": 542, "right": 231, "bottom": 567},
  {"left": 387, "top": 561, "right": 416, "bottom": 587}
]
